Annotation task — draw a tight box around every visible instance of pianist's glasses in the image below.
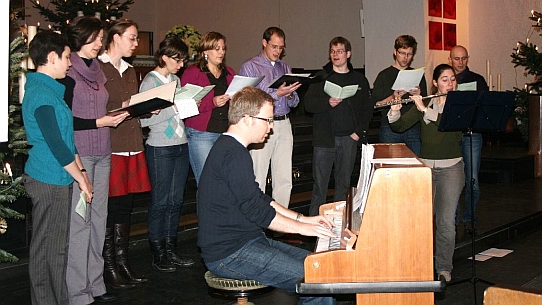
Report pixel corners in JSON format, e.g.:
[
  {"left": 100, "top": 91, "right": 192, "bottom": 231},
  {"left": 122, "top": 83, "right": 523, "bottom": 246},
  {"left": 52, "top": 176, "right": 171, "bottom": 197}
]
[{"left": 250, "top": 116, "right": 274, "bottom": 124}]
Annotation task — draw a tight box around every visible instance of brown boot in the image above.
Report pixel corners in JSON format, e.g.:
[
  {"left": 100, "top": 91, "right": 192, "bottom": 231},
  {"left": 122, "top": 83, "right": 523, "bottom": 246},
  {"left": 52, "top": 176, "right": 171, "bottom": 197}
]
[
  {"left": 114, "top": 223, "right": 148, "bottom": 284},
  {"left": 103, "top": 226, "right": 136, "bottom": 289}
]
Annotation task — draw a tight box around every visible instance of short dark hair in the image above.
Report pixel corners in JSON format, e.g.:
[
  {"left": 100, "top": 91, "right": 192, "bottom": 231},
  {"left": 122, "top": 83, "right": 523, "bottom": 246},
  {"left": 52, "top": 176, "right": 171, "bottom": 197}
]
[
  {"left": 228, "top": 87, "right": 274, "bottom": 125},
  {"left": 29, "top": 31, "right": 69, "bottom": 67},
  {"left": 104, "top": 19, "right": 138, "bottom": 50},
  {"left": 394, "top": 35, "right": 418, "bottom": 54},
  {"left": 155, "top": 36, "right": 188, "bottom": 68},
  {"left": 262, "top": 26, "right": 285, "bottom": 43},
  {"left": 65, "top": 16, "right": 104, "bottom": 52},
  {"left": 329, "top": 36, "right": 351, "bottom": 53}
]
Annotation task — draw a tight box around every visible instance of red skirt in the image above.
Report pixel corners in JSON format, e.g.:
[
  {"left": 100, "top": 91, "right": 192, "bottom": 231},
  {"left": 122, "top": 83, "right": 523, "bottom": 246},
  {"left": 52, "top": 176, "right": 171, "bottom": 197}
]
[{"left": 109, "top": 152, "right": 152, "bottom": 197}]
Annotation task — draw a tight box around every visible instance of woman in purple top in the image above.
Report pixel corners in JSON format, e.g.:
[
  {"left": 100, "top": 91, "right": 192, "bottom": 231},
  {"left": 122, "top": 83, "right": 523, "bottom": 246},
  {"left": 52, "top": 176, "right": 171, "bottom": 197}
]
[
  {"left": 180, "top": 31, "right": 236, "bottom": 184},
  {"left": 62, "top": 16, "right": 129, "bottom": 304}
]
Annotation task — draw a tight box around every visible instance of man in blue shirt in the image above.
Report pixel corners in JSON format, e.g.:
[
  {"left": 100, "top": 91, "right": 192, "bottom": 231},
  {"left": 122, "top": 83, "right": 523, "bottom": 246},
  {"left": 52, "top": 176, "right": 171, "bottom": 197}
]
[{"left": 239, "top": 27, "right": 302, "bottom": 210}]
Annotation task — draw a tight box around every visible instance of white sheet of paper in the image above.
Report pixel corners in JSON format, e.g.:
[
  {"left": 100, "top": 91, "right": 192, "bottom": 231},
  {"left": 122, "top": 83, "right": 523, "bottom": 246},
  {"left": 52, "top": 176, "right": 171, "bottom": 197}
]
[
  {"left": 225, "top": 75, "right": 265, "bottom": 96},
  {"left": 478, "top": 248, "right": 514, "bottom": 257},
  {"left": 370, "top": 158, "right": 422, "bottom": 165},
  {"left": 129, "top": 81, "right": 176, "bottom": 105},
  {"left": 457, "top": 81, "right": 477, "bottom": 91},
  {"left": 324, "top": 81, "right": 359, "bottom": 99},
  {"left": 175, "top": 84, "right": 215, "bottom": 101},
  {"left": 174, "top": 98, "right": 199, "bottom": 119},
  {"left": 468, "top": 254, "right": 493, "bottom": 261},
  {"left": 391, "top": 67, "right": 425, "bottom": 91},
  {"left": 75, "top": 191, "right": 87, "bottom": 221}
]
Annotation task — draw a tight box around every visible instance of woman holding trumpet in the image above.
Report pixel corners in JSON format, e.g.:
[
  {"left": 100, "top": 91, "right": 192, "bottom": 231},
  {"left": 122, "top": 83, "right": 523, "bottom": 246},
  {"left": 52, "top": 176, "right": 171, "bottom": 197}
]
[{"left": 388, "top": 63, "right": 464, "bottom": 283}]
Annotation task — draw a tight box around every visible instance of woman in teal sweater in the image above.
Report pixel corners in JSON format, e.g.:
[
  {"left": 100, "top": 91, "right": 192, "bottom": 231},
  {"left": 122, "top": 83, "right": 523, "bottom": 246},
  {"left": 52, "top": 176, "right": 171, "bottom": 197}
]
[
  {"left": 388, "top": 63, "right": 464, "bottom": 283},
  {"left": 22, "top": 31, "right": 92, "bottom": 305}
]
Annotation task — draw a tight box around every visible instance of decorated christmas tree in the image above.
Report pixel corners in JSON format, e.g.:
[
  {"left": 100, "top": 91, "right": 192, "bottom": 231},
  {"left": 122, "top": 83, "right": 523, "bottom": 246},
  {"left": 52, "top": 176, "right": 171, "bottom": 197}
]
[
  {"left": 30, "top": 0, "right": 134, "bottom": 32},
  {"left": 511, "top": 10, "right": 542, "bottom": 142},
  {"left": 1, "top": 10, "right": 29, "bottom": 263}
]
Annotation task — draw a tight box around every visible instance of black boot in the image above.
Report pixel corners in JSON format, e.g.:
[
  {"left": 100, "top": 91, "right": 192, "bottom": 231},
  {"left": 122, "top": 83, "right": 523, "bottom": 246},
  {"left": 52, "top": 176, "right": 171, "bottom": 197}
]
[
  {"left": 103, "top": 227, "right": 136, "bottom": 289},
  {"left": 149, "top": 239, "right": 176, "bottom": 272},
  {"left": 165, "top": 236, "right": 195, "bottom": 267},
  {"left": 114, "top": 223, "right": 149, "bottom": 283}
]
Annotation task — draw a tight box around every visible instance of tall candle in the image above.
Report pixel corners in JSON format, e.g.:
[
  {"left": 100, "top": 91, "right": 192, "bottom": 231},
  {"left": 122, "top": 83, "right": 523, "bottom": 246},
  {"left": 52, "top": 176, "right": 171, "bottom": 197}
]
[
  {"left": 27, "top": 26, "right": 37, "bottom": 69},
  {"left": 77, "top": 11, "right": 84, "bottom": 17},
  {"left": 95, "top": 12, "right": 101, "bottom": 19},
  {"left": 489, "top": 74, "right": 493, "bottom": 91},
  {"left": 19, "top": 60, "right": 26, "bottom": 103},
  {"left": 486, "top": 60, "right": 490, "bottom": 81},
  {"left": 497, "top": 73, "right": 502, "bottom": 91}
]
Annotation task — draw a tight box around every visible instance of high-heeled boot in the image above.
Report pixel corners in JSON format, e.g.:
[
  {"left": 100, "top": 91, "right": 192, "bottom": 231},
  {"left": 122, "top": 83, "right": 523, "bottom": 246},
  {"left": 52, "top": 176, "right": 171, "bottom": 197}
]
[
  {"left": 149, "top": 239, "right": 176, "bottom": 272},
  {"left": 103, "top": 226, "right": 136, "bottom": 289},
  {"left": 114, "top": 223, "right": 148, "bottom": 284},
  {"left": 164, "top": 236, "right": 195, "bottom": 267}
]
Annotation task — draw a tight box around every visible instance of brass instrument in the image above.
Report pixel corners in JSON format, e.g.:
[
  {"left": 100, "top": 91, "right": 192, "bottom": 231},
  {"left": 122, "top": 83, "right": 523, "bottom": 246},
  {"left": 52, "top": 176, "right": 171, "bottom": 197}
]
[{"left": 373, "top": 93, "right": 447, "bottom": 109}]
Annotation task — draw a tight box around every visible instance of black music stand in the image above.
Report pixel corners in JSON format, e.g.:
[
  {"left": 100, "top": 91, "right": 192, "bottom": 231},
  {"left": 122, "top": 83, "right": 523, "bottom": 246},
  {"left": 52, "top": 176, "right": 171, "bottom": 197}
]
[{"left": 438, "top": 90, "right": 515, "bottom": 304}]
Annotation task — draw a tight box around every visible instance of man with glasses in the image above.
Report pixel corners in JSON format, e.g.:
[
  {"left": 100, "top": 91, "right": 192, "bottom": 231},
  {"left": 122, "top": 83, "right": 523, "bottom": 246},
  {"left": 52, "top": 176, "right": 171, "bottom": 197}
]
[
  {"left": 304, "top": 37, "right": 373, "bottom": 216},
  {"left": 449, "top": 45, "right": 488, "bottom": 233},
  {"left": 372, "top": 35, "right": 427, "bottom": 156},
  {"left": 239, "top": 27, "right": 301, "bottom": 217},
  {"left": 197, "top": 87, "right": 336, "bottom": 305}
]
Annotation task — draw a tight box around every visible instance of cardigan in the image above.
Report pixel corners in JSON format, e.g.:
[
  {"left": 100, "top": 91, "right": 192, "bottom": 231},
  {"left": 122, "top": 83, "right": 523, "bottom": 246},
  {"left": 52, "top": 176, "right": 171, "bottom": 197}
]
[{"left": 180, "top": 64, "right": 236, "bottom": 131}]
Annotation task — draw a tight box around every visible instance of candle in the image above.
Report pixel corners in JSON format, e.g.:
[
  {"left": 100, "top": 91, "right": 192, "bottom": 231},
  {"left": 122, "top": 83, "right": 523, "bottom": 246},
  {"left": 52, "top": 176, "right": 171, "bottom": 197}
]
[
  {"left": 5, "top": 163, "right": 12, "bottom": 177},
  {"left": 19, "top": 60, "right": 26, "bottom": 103},
  {"left": 489, "top": 75, "right": 493, "bottom": 91},
  {"left": 486, "top": 60, "right": 490, "bottom": 82},
  {"left": 497, "top": 73, "right": 501, "bottom": 91},
  {"left": 95, "top": 12, "right": 101, "bottom": 19},
  {"left": 77, "top": 11, "right": 84, "bottom": 17},
  {"left": 27, "top": 26, "right": 37, "bottom": 69}
]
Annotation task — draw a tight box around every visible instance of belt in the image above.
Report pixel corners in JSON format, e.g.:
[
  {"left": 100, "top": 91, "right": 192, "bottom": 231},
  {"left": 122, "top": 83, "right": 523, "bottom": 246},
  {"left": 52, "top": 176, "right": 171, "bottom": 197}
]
[{"left": 273, "top": 114, "right": 289, "bottom": 121}]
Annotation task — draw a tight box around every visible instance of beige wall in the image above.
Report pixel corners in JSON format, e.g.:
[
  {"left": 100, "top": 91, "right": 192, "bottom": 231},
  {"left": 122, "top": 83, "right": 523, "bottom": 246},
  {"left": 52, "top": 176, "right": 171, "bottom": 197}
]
[{"left": 23, "top": 0, "right": 541, "bottom": 91}]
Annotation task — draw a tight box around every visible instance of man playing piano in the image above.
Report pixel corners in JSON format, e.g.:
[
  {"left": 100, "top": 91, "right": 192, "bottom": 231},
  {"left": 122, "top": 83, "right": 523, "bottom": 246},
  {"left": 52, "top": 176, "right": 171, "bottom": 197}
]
[{"left": 197, "top": 87, "right": 336, "bottom": 305}]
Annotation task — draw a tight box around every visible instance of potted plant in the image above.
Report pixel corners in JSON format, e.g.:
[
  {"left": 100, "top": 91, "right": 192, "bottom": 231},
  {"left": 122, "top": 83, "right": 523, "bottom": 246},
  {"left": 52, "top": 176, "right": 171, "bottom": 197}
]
[{"left": 165, "top": 24, "right": 202, "bottom": 60}]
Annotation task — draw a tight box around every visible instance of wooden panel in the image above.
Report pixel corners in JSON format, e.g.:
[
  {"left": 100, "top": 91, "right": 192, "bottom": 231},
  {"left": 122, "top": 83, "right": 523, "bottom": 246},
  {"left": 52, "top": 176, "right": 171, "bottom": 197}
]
[{"left": 484, "top": 285, "right": 542, "bottom": 305}]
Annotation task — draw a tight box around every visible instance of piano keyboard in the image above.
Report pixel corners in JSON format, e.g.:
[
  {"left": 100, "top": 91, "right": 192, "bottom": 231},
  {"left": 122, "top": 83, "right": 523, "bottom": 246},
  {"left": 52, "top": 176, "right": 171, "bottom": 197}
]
[{"left": 315, "top": 215, "right": 344, "bottom": 252}]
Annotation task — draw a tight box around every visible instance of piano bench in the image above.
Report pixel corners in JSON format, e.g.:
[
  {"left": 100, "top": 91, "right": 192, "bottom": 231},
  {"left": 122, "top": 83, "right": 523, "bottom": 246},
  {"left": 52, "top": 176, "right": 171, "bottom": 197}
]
[{"left": 204, "top": 271, "right": 275, "bottom": 305}]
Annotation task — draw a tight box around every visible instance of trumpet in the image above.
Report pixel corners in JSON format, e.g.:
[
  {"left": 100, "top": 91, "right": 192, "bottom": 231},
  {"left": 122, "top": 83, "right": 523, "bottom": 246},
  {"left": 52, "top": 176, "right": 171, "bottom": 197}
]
[{"left": 373, "top": 93, "right": 447, "bottom": 109}]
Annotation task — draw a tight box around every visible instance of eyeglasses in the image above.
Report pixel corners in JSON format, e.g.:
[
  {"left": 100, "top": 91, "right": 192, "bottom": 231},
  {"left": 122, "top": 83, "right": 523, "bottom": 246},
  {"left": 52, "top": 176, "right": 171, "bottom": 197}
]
[
  {"left": 452, "top": 57, "right": 469, "bottom": 62},
  {"left": 397, "top": 51, "right": 414, "bottom": 57},
  {"left": 329, "top": 50, "right": 346, "bottom": 55},
  {"left": 170, "top": 56, "right": 188, "bottom": 64},
  {"left": 250, "top": 116, "right": 274, "bottom": 124},
  {"left": 269, "top": 44, "right": 285, "bottom": 51},
  {"left": 123, "top": 35, "right": 140, "bottom": 43}
]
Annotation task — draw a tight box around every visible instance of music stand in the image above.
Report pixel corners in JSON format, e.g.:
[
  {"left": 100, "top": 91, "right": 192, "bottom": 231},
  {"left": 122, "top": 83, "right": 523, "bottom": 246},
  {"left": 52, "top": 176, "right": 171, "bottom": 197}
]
[{"left": 438, "top": 90, "right": 515, "bottom": 304}]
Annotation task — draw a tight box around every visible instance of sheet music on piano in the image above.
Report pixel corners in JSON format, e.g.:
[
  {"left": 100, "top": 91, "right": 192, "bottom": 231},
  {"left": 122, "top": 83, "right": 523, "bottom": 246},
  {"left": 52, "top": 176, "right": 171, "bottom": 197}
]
[{"left": 352, "top": 144, "right": 375, "bottom": 217}]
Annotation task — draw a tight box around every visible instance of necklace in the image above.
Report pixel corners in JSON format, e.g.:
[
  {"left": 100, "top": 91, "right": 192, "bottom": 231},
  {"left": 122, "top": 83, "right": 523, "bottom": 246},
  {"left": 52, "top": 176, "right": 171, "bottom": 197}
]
[{"left": 76, "top": 70, "right": 100, "bottom": 91}]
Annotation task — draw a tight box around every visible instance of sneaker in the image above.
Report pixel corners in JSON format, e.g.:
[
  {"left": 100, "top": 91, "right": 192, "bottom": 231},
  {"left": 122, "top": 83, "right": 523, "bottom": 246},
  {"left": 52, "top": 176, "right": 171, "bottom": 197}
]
[{"left": 438, "top": 270, "right": 452, "bottom": 282}]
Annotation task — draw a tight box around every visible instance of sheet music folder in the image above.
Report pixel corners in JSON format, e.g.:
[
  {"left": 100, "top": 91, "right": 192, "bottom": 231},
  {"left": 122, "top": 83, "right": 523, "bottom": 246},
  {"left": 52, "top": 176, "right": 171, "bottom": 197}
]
[
  {"left": 107, "top": 98, "right": 172, "bottom": 118},
  {"left": 438, "top": 91, "right": 515, "bottom": 133},
  {"left": 268, "top": 73, "right": 328, "bottom": 89}
]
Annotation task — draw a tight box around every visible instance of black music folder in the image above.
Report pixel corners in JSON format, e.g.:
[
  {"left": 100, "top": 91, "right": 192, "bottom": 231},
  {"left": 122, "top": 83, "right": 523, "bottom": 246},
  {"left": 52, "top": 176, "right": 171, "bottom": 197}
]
[
  {"left": 107, "top": 98, "right": 172, "bottom": 118},
  {"left": 438, "top": 91, "right": 515, "bottom": 133},
  {"left": 268, "top": 73, "right": 328, "bottom": 89}
]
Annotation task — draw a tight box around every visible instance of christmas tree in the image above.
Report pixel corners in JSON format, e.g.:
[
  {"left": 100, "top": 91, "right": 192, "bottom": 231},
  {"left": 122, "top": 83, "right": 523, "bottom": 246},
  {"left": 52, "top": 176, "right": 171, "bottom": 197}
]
[
  {"left": 1, "top": 9, "right": 29, "bottom": 263},
  {"left": 30, "top": 0, "right": 134, "bottom": 32},
  {"left": 511, "top": 10, "right": 542, "bottom": 142}
]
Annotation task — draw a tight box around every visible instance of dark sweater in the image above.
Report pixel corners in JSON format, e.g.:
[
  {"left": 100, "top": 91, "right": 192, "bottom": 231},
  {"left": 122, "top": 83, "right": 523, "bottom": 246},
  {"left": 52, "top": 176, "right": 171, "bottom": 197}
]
[
  {"left": 456, "top": 66, "right": 489, "bottom": 90},
  {"left": 372, "top": 65, "right": 427, "bottom": 126},
  {"left": 304, "top": 62, "right": 373, "bottom": 147},
  {"left": 197, "top": 135, "right": 276, "bottom": 263}
]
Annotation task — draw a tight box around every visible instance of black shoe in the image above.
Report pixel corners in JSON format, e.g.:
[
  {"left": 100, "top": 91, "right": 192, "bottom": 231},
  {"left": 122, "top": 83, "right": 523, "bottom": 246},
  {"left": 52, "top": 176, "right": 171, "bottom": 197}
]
[
  {"left": 165, "top": 236, "right": 195, "bottom": 267},
  {"left": 92, "top": 293, "right": 117, "bottom": 303},
  {"left": 149, "top": 239, "right": 177, "bottom": 272}
]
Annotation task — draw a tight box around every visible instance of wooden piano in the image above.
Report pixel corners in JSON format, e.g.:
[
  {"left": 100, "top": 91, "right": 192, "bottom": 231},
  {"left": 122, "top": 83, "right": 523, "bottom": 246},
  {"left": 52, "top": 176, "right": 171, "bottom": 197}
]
[{"left": 297, "top": 143, "right": 445, "bottom": 304}]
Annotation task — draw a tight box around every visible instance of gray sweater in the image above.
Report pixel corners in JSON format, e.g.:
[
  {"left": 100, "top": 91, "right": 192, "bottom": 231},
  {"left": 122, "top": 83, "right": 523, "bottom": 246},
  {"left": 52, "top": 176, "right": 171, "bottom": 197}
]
[{"left": 139, "top": 71, "right": 188, "bottom": 147}]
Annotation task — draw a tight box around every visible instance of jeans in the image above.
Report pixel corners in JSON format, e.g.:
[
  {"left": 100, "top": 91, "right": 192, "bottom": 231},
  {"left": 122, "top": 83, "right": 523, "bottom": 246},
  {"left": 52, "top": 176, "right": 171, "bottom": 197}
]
[
  {"left": 185, "top": 127, "right": 220, "bottom": 185},
  {"left": 379, "top": 124, "right": 421, "bottom": 156},
  {"left": 205, "top": 234, "right": 336, "bottom": 305},
  {"left": 456, "top": 133, "right": 482, "bottom": 224},
  {"left": 432, "top": 161, "right": 464, "bottom": 273},
  {"left": 309, "top": 136, "right": 358, "bottom": 216},
  {"left": 146, "top": 144, "right": 190, "bottom": 240}
]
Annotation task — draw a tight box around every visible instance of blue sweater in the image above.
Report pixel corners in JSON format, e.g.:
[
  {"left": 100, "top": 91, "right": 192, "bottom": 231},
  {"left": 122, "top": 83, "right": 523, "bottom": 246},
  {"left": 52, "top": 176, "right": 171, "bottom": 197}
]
[
  {"left": 23, "top": 72, "right": 76, "bottom": 186},
  {"left": 197, "top": 135, "right": 276, "bottom": 263}
]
